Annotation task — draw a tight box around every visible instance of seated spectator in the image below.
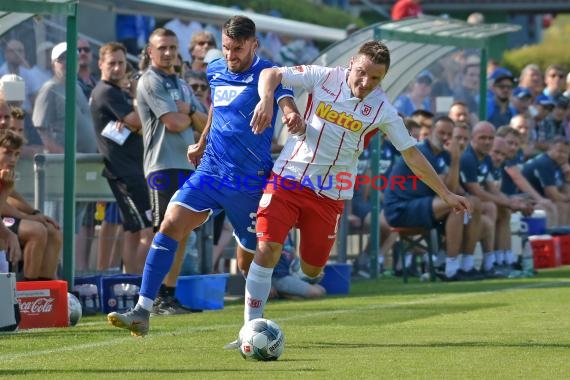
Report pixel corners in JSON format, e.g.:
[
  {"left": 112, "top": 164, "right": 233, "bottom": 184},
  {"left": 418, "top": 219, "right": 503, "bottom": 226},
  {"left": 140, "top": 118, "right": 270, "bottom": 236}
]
[
  {"left": 509, "top": 114, "right": 538, "bottom": 160},
  {"left": 539, "top": 95, "right": 569, "bottom": 141},
  {"left": 9, "top": 107, "right": 42, "bottom": 158},
  {"left": 453, "top": 61, "right": 480, "bottom": 120},
  {"left": 410, "top": 109, "right": 434, "bottom": 141},
  {"left": 521, "top": 137, "right": 570, "bottom": 226},
  {"left": 0, "top": 130, "right": 21, "bottom": 271},
  {"left": 383, "top": 116, "right": 482, "bottom": 281},
  {"left": 448, "top": 100, "right": 474, "bottom": 129},
  {"left": 533, "top": 94, "right": 556, "bottom": 152},
  {"left": 497, "top": 125, "right": 557, "bottom": 227},
  {"left": 0, "top": 128, "right": 61, "bottom": 280},
  {"left": 393, "top": 71, "right": 433, "bottom": 117}
]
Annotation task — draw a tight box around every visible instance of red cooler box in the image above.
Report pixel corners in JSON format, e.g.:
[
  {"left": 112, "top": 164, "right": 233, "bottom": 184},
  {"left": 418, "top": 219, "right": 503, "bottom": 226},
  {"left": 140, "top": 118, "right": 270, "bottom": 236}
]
[
  {"left": 555, "top": 235, "right": 570, "bottom": 265},
  {"left": 16, "top": 280, "right": 69, "bottom": 329},
  {"left": 529, "top": 235, "right": 559, "bottom": 269}
]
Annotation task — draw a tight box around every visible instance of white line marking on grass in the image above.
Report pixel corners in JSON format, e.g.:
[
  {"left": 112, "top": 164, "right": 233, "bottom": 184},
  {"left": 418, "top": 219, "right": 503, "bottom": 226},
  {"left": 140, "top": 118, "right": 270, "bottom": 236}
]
[{"left": 1, "top": 280, "right": 568, "bottom": 362}]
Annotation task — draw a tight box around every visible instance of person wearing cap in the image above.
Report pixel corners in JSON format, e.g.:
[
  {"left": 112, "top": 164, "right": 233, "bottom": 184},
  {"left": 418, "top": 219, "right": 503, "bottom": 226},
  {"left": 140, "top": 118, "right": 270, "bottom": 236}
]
[
  {"left": 32, "top": 41, "right": 98, "bottom": 272},
  {"left": 188, "top": 31, "right": 217, "bottom": 72},
  {"left": 543, "top": 64, "right": 566, "bottom": 98},
  {"left": 486, "top": 68, "right": 516, "bottom": 128},
  {"left": 532, "top": 94, "right": 556, "bottom": 152},
  {"left": 511, "top": 86, "right": 533, "bottom": 118},
  {"left": 393, "top": 70, "right": 433, "bottom": 117},
  {"left": 539, "top": 94, "right": 570, "bottom": 142}
]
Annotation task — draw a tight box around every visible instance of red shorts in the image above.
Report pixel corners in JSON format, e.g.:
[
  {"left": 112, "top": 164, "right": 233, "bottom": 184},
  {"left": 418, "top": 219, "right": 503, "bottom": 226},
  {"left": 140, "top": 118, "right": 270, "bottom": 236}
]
[{"left": 257, "top": 174, "right": 345, "bottom": 267}]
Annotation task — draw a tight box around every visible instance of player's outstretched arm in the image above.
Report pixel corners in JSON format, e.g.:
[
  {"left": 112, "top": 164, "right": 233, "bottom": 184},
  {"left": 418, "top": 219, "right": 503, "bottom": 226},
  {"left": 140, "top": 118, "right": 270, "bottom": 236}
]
[
  {"left": 278, "top": 97, "right": 305, "bottom": 136},
  {"left": 401, "top": 146, "right": 471, "bottom": 214},
  {"left": 187, "top": 106, "right": 213, "bottom": 165},
  {"left": 251, "top": 68, "right": 283, "bottom": 135}
]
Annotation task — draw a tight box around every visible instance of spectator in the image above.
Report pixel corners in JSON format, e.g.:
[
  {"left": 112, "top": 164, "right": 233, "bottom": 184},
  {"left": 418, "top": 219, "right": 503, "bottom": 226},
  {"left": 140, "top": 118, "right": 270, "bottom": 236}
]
[
  {"left": 9, "top": 107, "right": 42, "bottom": 158},
  {"left": 0, "top": 74, "right": 44, "bottom": 156},
  {"left": 188, "top": 31, "right": 216, "bottom": 72},
  {"left": 543, "top": 64, "right": 566, "bottom": 98},
  {"left": 0, "top": 39, "right": 41, "bottom": 112},
  {"left": 391, "top": 0, "right": 423, "bottom": 20},
  {"left": 163, "top": 18, "right": 203, "bottom": 63},
  {"left": 32, "top": 42, "right": 98, "bottom": 272},
  {"left": 448, "top": 101, "right": 472, "bottom": 128},
  {"left": 486, "top": 68, "right": 516, "bottom": 128},
  {"left": 453, "top": 61, "right": 480, "bottom": 118},
  {"left": 539, "top": 95, "right": 569, "bottom": 141},
  {"left": 393, "top": 70, "right": 433, "bottom": 117},
  {"left": 77, "top": 39, "right": 98, "bottom": 99},
  {"left": 410, "top": 109, "right": 434, "bottom": 141},
  {"left": 518, "top": 64, "right": 543, "bottom": 100},
  {"left": 511, "top": 86, "right": 533, "bottom": 117},
  {"left": 90, "top": 42, "right": 154, "bottom": 274},
  {"left": 0, "top": 126, "right": 62, "bottom": 280},
  {"left": 30, "top": 41, "right": 54, "bottom": 87},
  {"left": 522, "top": 137, "right": 570, "bottom": 226},
  {"left": 533, "top": 94, "right": 556, "bottom": 152}
]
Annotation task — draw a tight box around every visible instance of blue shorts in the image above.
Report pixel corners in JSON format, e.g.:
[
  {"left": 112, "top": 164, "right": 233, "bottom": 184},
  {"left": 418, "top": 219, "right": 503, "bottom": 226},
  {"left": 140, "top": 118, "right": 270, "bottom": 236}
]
[
  {"left": 104, "top": 202, "right": 123, "bottom": 224},
  {"left": 169, "top": 170, "right": 263, "bottom": 253},
  {"left": 384, "top": 196, "right": 435, "bottom": 228}
]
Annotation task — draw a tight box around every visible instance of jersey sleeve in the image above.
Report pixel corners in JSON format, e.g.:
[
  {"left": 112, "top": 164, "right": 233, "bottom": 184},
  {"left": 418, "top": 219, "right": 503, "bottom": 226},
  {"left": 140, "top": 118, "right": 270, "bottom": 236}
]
[
  {"left": 536, "top": 159, "right": 557, "bottom": 187},
  {"left": 377, "top": 106, "right": 416, "bottom": 152},
  {"left": 279, "top": 65, "right": 332, "bottom": 92},
  {"left": 459, "top": 152, "right": 479, "bottom": 184}
]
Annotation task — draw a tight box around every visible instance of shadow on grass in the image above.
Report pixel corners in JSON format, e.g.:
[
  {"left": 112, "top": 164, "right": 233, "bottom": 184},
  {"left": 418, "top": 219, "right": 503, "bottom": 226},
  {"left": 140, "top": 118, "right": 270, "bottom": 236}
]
[
  {"left": 304, "top": 341, "right": 570, "bottom": 349},
  {"left": 0, "top": 366, "right": 322, "bottom": 376}
]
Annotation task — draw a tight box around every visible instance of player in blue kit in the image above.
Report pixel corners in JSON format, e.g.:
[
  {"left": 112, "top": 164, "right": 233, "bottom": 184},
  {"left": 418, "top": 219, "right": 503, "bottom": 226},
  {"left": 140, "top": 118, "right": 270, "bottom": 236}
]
[{"left": 107, "top": 15, "right": 303, "bottom": 336}]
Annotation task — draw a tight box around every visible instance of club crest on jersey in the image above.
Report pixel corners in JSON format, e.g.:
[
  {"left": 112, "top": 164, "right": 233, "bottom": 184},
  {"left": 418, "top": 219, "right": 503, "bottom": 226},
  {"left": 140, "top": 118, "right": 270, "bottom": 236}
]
[
  {"left": 315, "top": 101, "right": 363, "bottom": 132},
  {"left": 292, "top": 65, "right": 304, "bottom": 73},
  {"left": 361, "top": 104, "right": 372, "bottom": 116},
  {"left": 213, "top": 85, "right": 246, "bottom": 106}
]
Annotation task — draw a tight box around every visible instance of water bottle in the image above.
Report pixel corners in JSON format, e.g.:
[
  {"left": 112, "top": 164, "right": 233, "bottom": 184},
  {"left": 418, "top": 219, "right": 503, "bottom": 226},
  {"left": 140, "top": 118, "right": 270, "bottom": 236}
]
[
  {"left": 0, "top": 250, "right": 9, "bottom": 273},
  {"left": 521, "top": 239, "right": 535, "bottom": 277}
]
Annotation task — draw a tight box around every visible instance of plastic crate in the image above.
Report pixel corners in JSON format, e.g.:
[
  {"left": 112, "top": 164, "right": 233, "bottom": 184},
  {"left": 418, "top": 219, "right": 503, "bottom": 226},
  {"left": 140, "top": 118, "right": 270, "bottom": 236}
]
[
  {"left": 175, "top": 274, "right": 229, "bottom": 310},
  {"left": 319, "top": 263, "right": 352, "bottom": 295},
  {"left": 100, "top": 274, "right": 142, "bottom": 313},
  {"left": 529, "top": 235, "right": 558, "bottom": 269},
  {"left": 73, "top": 275, "right": 101, "bottom": 314},
  {"left": 555, "top": 234, "right": 570, "bottom": 265}
]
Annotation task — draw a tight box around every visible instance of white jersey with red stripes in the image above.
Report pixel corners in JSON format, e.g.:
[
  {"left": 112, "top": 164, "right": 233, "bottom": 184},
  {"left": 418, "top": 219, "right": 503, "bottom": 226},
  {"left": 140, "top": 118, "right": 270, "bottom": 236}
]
[{"left": 272, "top": 64, "right": 417, "bottom": 200}]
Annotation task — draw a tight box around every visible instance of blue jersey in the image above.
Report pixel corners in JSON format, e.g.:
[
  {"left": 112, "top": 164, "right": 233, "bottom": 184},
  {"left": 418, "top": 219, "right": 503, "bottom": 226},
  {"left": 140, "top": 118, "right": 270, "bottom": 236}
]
[
  {"left": 384, "top": 139, "right": 450, "bottom": 205},
  {"left": 460, "top": 144, "right": 492, "bottom": 187},
  {"left": 201, "top": 56, "right": 293, "bottom": 183},
  {"left": 521, "top": 153, "right": 565, "bottom": 196}
]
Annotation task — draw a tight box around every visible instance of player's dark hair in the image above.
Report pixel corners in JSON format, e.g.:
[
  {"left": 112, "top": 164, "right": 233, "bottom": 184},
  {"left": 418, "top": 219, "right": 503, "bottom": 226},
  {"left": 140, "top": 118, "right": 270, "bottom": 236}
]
[
  {"left": 223, "top": 16, "right": 256, "bottom": 41},
  {"left": 432, "top": 115, "right": 454, "bottom": 127},
  {"left": 357, "top": 41, "right": 390, "bottom": 71},
  {"left": 0, "top": 129, "right": 23, "bottom": 150}
]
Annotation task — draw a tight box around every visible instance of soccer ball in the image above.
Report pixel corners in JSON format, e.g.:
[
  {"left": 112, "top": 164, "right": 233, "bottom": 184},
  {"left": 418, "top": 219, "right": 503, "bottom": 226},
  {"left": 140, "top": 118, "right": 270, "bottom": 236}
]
[
  {"left": 238, "top": 318, "right": 285, "bottom": 361},
  {"left": 68, "top": 292, "right": 82, "bottom": 326}
]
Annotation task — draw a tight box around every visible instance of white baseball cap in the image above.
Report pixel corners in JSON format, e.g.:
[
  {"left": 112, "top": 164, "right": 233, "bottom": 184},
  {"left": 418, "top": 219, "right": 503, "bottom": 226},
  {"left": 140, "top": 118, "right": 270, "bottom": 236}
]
[
  {"left": 0, "top": 74, "right": 25, "bottom": 102},
  {"left": 51, "top": 42, "right": 67, "bottom": 62}
]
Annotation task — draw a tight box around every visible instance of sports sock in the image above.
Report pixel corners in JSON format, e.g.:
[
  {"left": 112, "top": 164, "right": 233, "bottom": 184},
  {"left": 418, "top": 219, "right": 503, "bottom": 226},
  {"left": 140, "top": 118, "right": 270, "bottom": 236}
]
[
  {"left": 505, "top": 250, "right": 516, "bottom": 265},
  {"left": 461, "top": 254, "right": 474, "bottom": 272},
  {"left": 445, "top": 257, "right": 459, "bottom": 278},
  {"left": 495, "top": 251, "right": 505, "bottom": 266},
  {"left": 137, "top": 232, "right": 178, "bottom": 311},
  {"left": 483, "top": 252, "right": 495, "bottom": 271},
  {"left": 244, "top": 261, "right": 273, "bottom": 323}
]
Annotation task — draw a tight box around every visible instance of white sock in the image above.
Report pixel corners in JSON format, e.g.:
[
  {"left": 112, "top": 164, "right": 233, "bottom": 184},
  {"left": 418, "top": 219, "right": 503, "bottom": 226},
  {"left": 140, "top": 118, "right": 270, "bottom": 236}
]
[
  {"left": 495, "top": 251, "right": 505, "bottom": 266},
  {"left": 137, "top": 295, "right": 154, "bottom": 312},
  {"left": 244, "top": 262, "right": 273, "bottom": 323},
  {"left": 505, "top": 250, "right": 516, "bottom": 265},
  {"left": 445, "top": 257, "right": 459, "bottom": 278},
  {"left": 461, "top": 254, "right": 474, "bottom": 271},
  {"left": 483, "top": 252, "right": 495, "bottom": 271}
]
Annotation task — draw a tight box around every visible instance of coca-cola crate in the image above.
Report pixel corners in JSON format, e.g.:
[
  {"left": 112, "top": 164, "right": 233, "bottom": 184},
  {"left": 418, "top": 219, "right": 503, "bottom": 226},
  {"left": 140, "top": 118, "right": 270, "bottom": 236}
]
[
  {"left": 100, "top": 274, "right": 142, "bottom": 314},
  {"left": 16, "top": 280, "right": 68, "bottom": 329},
  {"left": 73, "top": 275, "right": 101, "bottom": 315}
]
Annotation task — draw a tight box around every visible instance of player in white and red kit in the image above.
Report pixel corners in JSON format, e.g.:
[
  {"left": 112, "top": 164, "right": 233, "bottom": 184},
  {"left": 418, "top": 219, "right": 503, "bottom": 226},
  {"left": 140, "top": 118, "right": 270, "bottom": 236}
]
[{"left": 240, "top": 41, "right": 471, "bottom": 325}]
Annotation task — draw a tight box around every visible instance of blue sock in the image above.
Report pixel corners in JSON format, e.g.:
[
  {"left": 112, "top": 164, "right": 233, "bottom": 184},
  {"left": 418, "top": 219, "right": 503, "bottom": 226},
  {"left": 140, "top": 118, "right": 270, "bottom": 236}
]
[{"left": 139, "top": 232, "right": 178, "bottom": 300}]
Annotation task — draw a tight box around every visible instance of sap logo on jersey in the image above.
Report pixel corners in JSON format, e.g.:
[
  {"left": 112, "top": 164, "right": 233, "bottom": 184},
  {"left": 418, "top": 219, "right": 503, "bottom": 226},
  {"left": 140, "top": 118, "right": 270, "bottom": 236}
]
[{"left": 213, "top": 86, "right": 246, "bottom": 106}]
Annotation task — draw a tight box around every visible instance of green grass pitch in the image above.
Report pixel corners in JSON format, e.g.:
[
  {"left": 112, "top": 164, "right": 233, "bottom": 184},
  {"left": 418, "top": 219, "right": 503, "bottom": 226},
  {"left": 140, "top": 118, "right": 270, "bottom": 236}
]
[{"left": 1, "top": 267, "right": 569, "bottom": 379}]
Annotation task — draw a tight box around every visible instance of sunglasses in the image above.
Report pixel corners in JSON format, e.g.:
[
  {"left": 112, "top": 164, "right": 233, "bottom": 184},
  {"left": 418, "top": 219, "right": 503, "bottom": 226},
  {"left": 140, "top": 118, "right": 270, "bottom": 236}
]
[
  {"left": 78, "top": 47, "right": 91, "bottom": 53},
  {"left": 191, "top": 84, "right": 208, "bottom": 91}
]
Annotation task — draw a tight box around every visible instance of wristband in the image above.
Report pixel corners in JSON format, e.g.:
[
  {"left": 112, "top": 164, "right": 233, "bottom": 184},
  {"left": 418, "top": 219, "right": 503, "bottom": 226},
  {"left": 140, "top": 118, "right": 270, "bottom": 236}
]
[{"left": 189, "top": 103, "right": 197, "bottom": 117}]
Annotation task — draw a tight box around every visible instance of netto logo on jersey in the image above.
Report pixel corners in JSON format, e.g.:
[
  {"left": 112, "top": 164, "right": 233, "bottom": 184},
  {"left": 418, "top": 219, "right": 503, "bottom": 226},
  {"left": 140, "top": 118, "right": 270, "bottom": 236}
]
[
  {"left": 315, "top": 102, "right": 363, "bottom": 132},
  {"left": 213, "top": 86, "right": 246, "bottom": 106}
]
